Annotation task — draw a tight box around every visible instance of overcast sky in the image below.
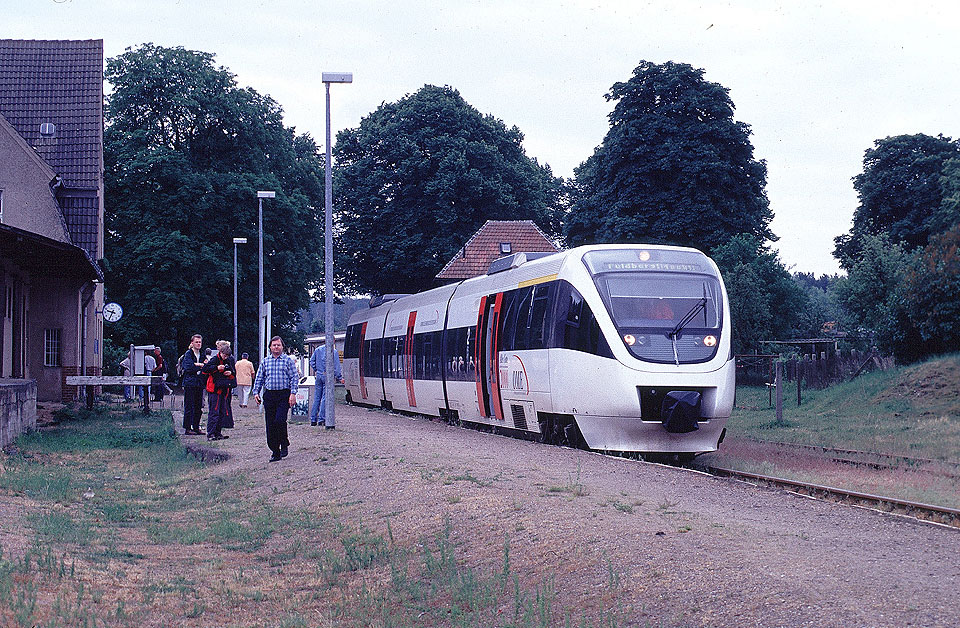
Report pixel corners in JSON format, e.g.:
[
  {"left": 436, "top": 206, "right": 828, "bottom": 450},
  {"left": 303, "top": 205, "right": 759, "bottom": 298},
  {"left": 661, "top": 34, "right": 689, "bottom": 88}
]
[{"left": 11, "top": 0, "right": 960, "bottom": 276}]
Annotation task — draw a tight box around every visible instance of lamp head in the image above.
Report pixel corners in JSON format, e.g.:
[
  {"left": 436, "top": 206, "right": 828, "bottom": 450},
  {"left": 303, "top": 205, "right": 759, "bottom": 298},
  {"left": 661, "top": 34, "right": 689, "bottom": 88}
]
[{"left": 322, "top": 72, "right": 353, "bottom": 84}]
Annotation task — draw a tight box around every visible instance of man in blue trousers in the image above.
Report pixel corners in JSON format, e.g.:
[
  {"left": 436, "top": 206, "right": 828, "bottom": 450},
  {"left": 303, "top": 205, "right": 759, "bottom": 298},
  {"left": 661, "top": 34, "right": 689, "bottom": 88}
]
[{"left": 309, "top": 341, "right": 342, "bottom": 429}]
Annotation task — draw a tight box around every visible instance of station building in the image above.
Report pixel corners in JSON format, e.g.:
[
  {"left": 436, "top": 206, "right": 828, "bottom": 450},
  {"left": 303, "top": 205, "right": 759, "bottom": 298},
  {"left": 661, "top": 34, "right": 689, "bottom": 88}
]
[{"left": 0, "top": 39, "right": 105, "bottom": 442}]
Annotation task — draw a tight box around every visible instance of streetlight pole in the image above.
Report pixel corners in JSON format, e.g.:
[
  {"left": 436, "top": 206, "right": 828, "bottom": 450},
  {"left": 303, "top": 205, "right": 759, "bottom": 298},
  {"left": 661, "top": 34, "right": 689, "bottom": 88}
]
[
  {"left": 322, "top": 71, "right": 352, "bottom": 429},
  {"left": 256, "top": 191, "right": 275, "bottom": 360},
  {"left": 232, "top": 237, "right": 248, "bottom": 358}
]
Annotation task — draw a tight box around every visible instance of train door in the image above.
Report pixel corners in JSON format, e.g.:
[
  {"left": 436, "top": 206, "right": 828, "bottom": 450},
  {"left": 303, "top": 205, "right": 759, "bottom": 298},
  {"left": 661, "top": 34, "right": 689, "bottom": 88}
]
[{"left": 475, "top": 293, "right": 505, "bottom": 421}]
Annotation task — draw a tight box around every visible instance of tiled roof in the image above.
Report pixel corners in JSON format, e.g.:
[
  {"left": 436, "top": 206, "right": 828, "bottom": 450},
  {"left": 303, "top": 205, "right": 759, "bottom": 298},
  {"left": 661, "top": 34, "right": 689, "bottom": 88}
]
[
  {"left": 436, "top": 220, "right": 560, "bottom": 281},
  {"left": 0, "top": 39, "right": 103, "bottom": 190}
]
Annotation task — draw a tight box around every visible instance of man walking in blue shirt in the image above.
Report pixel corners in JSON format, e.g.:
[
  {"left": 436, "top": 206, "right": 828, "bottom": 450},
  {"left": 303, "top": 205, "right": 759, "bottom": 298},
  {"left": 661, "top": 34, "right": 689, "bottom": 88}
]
[
  {"left": 252, "top": 336, "right": 300, "bottom": 462},
  {"left": 309, "top": 341, "right": 343, "bottom": 428}
]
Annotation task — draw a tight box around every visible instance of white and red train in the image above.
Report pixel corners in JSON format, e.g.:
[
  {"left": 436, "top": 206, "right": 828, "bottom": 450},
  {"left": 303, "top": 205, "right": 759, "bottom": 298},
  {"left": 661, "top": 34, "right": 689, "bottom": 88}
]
[{"left": 342, "top": 244, "right": 735, "bottom": 454}]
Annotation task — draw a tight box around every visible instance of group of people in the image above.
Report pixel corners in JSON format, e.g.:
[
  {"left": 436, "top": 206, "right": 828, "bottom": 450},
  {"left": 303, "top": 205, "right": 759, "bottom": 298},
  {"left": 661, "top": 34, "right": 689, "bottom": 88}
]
[
  {"left": 118, "top": 345, "right": 171, "bottom": 403},
  {"left": 178, "top": 334, "right": 341, "bottom": 463},
  {"left": 179, "top": 334, "right": 255, "bottom": 441}
]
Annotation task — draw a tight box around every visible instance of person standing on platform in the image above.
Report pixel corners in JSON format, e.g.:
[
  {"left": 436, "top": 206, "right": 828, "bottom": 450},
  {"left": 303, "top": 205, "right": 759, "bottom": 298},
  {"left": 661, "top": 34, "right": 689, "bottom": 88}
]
[
  {"left": 151, "top": 346, "right": 167, "bottom": 402},
  {"left": 141, "top": 350, "right": 156, "bottom": 405},
  {"left": 309, "top": 342, "right": 343, "bottom": 428},
  {"left": 235, "top": 352, "right": 255, "bottom": 407},
  {"left": 180, "top": 334, "right": 206, "bottom": 435},
  {"left": 119, "top": 355, "right": 132, "bottom": 401},
  {"left": 203, "top": 342, "right": 237, "bottom": 440},
  {"left": 252, "top": 336, "right": 299, "bottom": 462}
]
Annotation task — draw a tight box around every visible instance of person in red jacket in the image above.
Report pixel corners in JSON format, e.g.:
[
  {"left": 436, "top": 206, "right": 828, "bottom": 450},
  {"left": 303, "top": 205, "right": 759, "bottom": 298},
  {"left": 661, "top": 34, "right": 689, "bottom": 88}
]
[{"left": 202, "top": 341, "right": 237, "bottom": 441}]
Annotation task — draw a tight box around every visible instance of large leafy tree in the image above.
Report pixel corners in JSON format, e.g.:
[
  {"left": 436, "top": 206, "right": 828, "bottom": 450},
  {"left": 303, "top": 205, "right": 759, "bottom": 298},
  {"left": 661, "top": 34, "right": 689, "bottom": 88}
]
[
  {"left": 896, "top": 223, "right": 960, "bottom": 362},
  {"left": 565, "top": 61, "right": 773, "bottom": 250},
  {"left": 710, "top": 236, "right": 805, "bottom": 354},
  {"left": 104, "top": 44, "right": 324, "bottom": 357},
  {"left": 834, "top": 134, "right": 960, "bottom": 269},
  {"left": 333, "top": 85, "right": 563, "bottom": 295}
]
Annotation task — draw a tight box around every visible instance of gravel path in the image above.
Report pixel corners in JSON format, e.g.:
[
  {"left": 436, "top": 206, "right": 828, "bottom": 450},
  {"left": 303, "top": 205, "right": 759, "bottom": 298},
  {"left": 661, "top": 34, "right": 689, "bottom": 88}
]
[{"left": 193, "top": 400, "right": 960, "bottom": 627}]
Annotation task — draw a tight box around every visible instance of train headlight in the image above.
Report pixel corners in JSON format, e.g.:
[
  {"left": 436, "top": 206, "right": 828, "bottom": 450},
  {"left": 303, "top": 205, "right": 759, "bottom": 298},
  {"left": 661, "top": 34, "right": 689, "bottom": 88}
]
[
  {"left": 623, "top": 334, "right": 636, "bottom": 346},
  {"left": 704, "top": 335, "right": 717, "bottom": 347}
]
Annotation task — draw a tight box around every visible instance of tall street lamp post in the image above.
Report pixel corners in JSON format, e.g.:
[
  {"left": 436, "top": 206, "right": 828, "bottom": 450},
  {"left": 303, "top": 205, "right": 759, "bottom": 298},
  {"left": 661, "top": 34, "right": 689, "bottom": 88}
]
[
  {"left": 232, "top": 237, "right": 248, "bottom": 358},
  {"left": 322, "top": 71, "right": 352, "bottom": 429},
  {"left": 256, "top": 191, "right": 275, "bottom": 360}
]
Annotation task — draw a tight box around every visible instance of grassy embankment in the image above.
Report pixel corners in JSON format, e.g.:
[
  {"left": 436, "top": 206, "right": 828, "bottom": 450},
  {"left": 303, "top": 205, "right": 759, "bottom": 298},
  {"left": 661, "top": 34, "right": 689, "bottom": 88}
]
[
  {"left": 710, "top": 353, "right": 960, "bottom": 507},
  {"left": 0, "top": 406, "right": 624, "bottom": 627}
]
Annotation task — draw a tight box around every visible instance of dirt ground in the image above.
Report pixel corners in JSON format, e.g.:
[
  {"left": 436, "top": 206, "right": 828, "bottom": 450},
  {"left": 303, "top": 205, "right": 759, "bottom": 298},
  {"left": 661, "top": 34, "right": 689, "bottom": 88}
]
[{"left": 184, "top": 399, "right": 960, "bottom": 628}]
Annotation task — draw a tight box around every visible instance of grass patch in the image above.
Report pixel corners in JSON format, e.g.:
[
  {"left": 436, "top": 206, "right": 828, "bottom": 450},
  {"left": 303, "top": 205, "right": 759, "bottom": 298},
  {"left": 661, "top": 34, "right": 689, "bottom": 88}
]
[
  {"left": 330, "top": 519, "right": 626, "bottom": 627},
  {"left": 729, "top": 353, "right": 960, "bottom": 461}
]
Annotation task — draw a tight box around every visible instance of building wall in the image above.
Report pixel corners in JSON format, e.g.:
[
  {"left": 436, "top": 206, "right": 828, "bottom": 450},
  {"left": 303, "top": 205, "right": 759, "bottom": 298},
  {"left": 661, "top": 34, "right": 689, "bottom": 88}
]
[
  {"left": 28, "top": 274, "right": 82, "bottom": 402},
  {"left": 0, "top": 378, "right": 36, "bottom": 447},
  {"left": 0, "top": 119, "right": 71, "bottom": 243}
]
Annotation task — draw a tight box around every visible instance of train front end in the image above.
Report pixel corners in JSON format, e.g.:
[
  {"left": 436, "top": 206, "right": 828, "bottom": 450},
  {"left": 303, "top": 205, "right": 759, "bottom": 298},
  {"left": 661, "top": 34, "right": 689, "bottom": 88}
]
[{"left": 558, "top": 246, "right": 735, "bottom": 454}]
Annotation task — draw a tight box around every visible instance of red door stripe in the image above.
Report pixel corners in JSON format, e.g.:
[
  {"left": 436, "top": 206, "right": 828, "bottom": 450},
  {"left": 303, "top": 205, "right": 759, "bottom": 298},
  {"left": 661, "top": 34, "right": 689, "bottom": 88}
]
[
  {"left": 475, "top": 296, "right": 487, "bottom": 417},
  {"left": 359, "top": 322, "right": 368, "bottom": 400},
  {"left": 405, "top": 311, "right": 417, "bottom": 407},
  {"left": 490, "top": 292, "right": 504, "bottom": 421}
]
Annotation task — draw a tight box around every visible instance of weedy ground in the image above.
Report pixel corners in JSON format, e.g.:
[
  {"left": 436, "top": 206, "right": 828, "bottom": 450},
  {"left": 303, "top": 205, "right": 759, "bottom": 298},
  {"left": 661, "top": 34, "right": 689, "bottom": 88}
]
[{"left": 0, "top": 406, "right": 628, "bottom": 627}]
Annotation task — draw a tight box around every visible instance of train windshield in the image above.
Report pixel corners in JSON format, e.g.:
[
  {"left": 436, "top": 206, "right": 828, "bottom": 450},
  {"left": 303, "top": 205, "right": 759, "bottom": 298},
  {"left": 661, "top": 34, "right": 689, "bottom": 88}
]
[{"left": 583, "top": 249, "right": 723, "bottom": 364}]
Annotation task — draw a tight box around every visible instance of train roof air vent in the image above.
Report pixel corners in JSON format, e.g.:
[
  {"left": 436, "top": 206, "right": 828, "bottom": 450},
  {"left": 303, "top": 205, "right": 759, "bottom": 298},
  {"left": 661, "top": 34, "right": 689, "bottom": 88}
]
[
  {"left": 487, "top": 252, "right": 555, "bottom": 275},
  {"left": 369, "top": 294, "right": 411, "bottom": 308}
]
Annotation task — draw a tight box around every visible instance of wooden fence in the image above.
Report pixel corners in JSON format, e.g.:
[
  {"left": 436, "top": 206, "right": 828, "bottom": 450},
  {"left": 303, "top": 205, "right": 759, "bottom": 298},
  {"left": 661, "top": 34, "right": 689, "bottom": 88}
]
[{"left": 736, "top": 348, "right": 895, "bottom": 390}]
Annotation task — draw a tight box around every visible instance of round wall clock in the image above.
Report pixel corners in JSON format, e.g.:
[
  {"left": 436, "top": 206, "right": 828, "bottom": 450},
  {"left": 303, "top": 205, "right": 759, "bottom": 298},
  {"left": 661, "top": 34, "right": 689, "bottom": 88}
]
[{"left": 102, "top": 302, "right": 123, "bottom": 322}]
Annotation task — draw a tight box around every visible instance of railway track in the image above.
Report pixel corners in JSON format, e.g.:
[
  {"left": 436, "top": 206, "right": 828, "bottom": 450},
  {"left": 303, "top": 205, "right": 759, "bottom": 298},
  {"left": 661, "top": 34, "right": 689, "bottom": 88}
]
[
  {"left": 689, "top": 462, "right": 960, "bottom": 529},
  {"left": 738, "top": 436, "right": 960, "bottom": 478}
]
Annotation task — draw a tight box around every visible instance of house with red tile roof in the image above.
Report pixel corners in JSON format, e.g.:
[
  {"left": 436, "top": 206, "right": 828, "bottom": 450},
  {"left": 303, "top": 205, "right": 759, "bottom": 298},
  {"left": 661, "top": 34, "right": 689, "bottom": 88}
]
[
  {"left": 436, "top": 220, "right": 560, "bottom": 282},
  {"left": 0, "top": 39, "right": 104, "bottom": 417}
]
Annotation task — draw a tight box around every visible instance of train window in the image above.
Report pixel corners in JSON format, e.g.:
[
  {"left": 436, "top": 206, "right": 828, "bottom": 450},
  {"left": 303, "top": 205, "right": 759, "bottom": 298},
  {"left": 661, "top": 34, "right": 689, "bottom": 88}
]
[
  {"left": 362, "top": 338, "right": 383, "bottom": 378},
  {"left": 528, "top": 283, "right": 554, "bottom": 350},
  {"left": 444, "top": 327, "right": 472, "bottom": 381},
  {"left": 498, "top": 290, "right": 519, "bottom": 352},
  {"left": 596, "top": 273, "right": 722, "bottom": 331},
  {"left": 344, "top": 324, "right": 362, "bottom": 359},
  {"left": 512, "top": 287, "right": 533, "bottom": 350},
  {"left": 557, "top": 281, "right": 613, "bottom": 358},
  {"left": 465, "top": 326, "right": 477, "bottom": 378}
]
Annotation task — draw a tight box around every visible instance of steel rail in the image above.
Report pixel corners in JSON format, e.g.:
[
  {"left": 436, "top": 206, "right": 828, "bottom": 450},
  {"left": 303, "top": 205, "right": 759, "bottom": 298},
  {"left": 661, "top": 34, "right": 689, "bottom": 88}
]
[{"left": 696, "top": 463, "right": 960, "bottom": 529}]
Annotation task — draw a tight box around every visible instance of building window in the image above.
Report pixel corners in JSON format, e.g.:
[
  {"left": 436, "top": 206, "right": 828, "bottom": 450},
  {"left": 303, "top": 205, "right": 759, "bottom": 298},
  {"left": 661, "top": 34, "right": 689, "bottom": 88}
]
[
  {"left": 499, "top": 242, "right": 512, "bottom": 254},
  {"left": 44, "top": 328, "right": 62, "bottom": 367}
]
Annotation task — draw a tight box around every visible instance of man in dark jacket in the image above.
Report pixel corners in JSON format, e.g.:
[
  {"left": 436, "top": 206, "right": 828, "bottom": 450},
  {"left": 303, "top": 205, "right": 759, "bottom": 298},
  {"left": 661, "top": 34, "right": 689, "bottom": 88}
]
[{"left": 180, "top": 334, "right": 205, "bottom": 435}]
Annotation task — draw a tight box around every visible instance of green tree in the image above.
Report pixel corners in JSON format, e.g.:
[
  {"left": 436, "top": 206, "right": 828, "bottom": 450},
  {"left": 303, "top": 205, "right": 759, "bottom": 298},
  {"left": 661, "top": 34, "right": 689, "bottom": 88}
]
[
  {"left": 103, "top": 44, "right": 325, "bottom": 356},
  {"left": 565, "top": 61, "right": 773, "bottom": 250},
  {"left": 897, "top": 223, "right": 960, "bottom": 361},
  {"left": 834, "top": 134, "right": 960, "bottom": 269},
  {"left": 710, "top": 235, "right": 805, "bottom": 354},
  {"left": 830, "top": 233, "right": 915, "bottom": 354},
  {"left": 793, "top": 273, "right": 843, "bottom": 339},
  {"left": 333, "top": 85, "right": 563, "bottom": 295},
  {"left": 932, "top": 157, "right": 960, "bottom": 233}
]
